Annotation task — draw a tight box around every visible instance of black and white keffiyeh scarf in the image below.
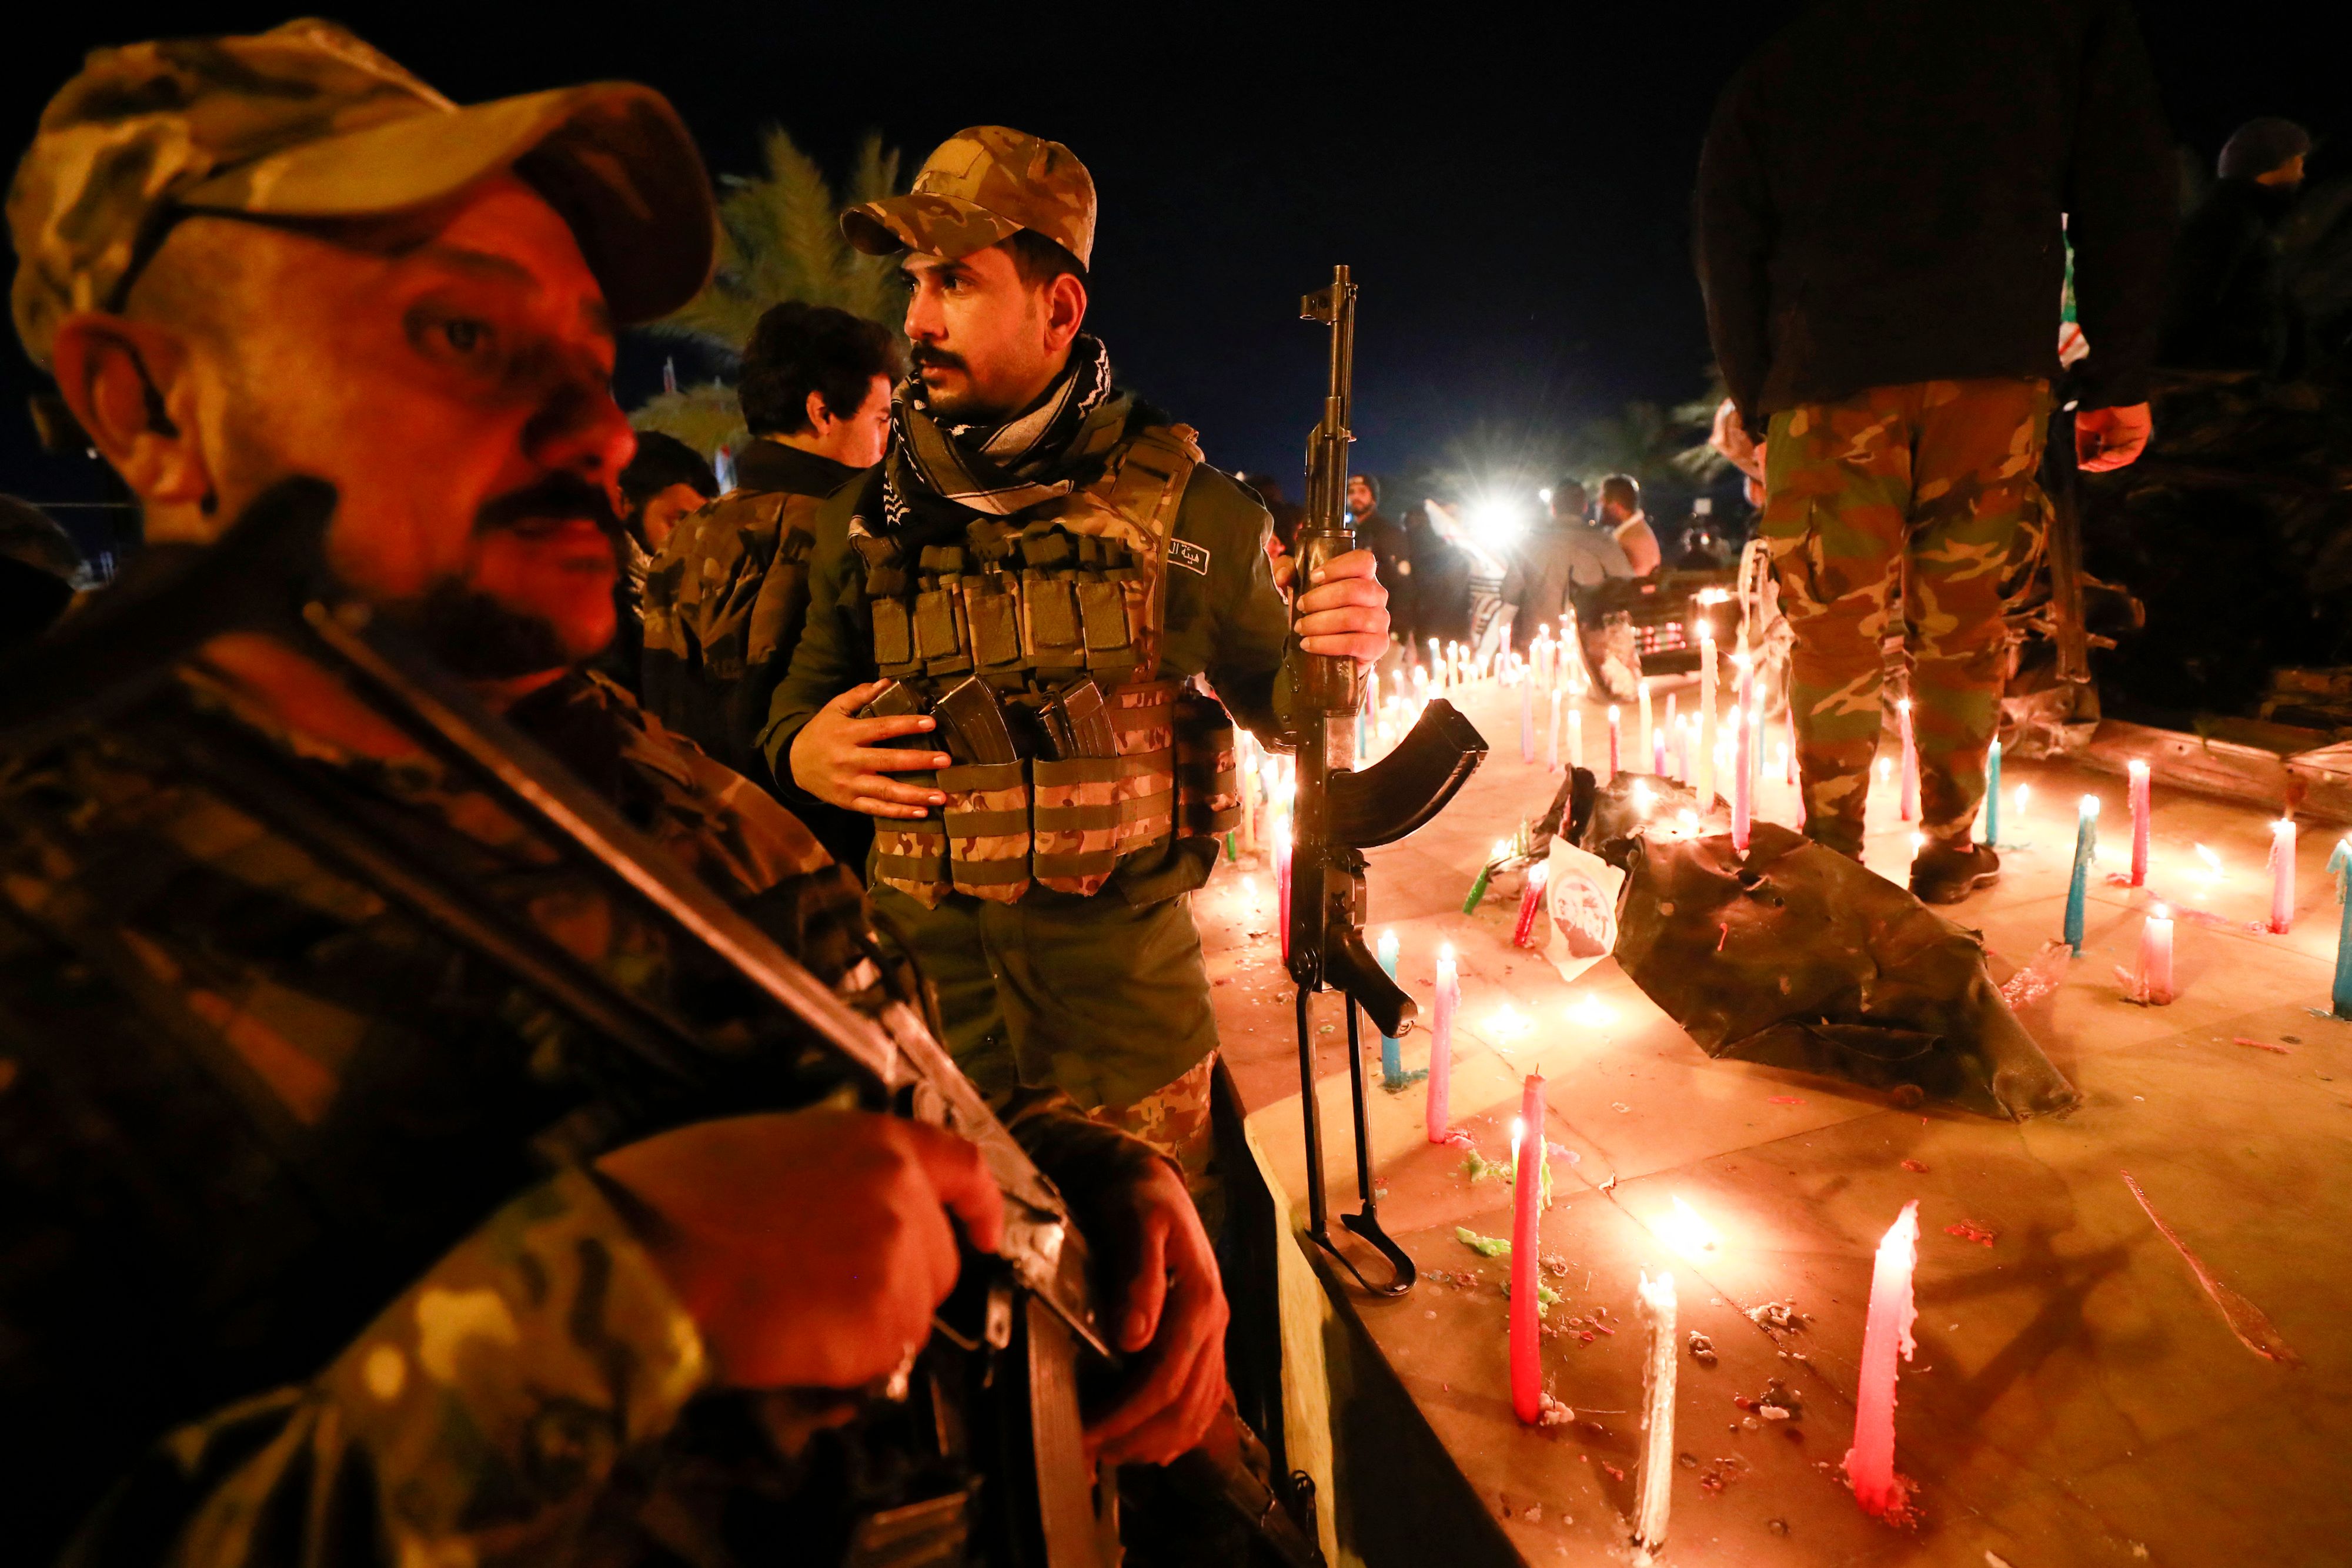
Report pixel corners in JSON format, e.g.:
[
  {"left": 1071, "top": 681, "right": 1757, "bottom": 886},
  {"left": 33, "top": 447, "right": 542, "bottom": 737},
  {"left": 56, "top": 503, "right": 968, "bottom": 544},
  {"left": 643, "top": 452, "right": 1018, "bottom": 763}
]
[{"left": 884, "top": 335, "right": 1132, "bottom": 541}]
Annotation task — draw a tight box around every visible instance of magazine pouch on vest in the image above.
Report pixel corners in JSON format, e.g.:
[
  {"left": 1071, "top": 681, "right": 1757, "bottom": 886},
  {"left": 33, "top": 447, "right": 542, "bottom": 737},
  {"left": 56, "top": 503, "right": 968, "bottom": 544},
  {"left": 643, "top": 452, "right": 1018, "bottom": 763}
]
[
  {"left": 1174, "top": 691, "right": 1241, "bottom": 838},
  {"left": 857, "top": 680, "right": 951, "bottom": 906}
]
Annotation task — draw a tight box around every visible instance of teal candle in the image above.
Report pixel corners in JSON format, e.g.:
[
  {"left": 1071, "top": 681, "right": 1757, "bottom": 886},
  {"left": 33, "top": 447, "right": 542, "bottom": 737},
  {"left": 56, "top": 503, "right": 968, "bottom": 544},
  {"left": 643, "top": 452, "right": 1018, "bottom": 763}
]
[
  {"left": 2064, "top": 795, "right": 2101, "bottom": 953},
  {"left": 2329, "top": 839, "right": 2352, "bottom": 1019},
  {"left": 1377, "top": 929, "right": 1420, "bottom": 1088},
  {"left": 1983, "top": 738, "right": 2002, "bottom": 847}
]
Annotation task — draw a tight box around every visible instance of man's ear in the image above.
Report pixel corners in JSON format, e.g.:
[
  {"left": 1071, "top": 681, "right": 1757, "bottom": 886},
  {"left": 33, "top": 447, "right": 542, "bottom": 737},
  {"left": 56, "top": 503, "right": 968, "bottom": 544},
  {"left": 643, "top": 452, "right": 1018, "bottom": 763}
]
[
  {"left": 1043, "top": 272, "right": 1088, "bottom": 353},
  {"left": 805, "top": 386, "right": 835, "bottom": 434},
  {"left": 48, "top": 312, "right": 213, "bottom": 510}
]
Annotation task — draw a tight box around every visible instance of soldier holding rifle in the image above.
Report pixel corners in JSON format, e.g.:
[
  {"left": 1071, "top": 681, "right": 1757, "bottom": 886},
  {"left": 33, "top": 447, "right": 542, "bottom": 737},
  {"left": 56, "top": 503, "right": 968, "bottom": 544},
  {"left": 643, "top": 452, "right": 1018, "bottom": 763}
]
[
  {"left": 766, "top": 129, "right": 1392, "bottom": 1218},
  {"left": 0, "top": 24, "right": 1221, "bottom": 1563}
]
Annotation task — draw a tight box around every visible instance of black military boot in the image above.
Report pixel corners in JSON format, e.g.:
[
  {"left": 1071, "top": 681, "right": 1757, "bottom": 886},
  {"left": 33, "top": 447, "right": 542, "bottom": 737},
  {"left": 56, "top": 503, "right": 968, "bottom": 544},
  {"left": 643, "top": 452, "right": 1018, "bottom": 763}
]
[{"left": 1911, "top": 837, "right": 2000, "bottom": 904}]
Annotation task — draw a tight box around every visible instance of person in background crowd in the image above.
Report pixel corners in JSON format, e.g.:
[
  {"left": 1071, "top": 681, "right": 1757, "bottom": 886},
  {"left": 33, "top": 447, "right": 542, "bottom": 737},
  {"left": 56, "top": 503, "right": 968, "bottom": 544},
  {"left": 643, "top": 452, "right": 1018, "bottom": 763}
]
[
  {"left": 1694, "top": 0, "right": 2172, "bottom": 901},
  {"left": 1596, "top": 473, "right": 1663, "bottom": 577},
  {"left": 1405, "top": 497, "right": 1471, "bottom": 655},
  {"left": 640, "top": 301, "right": 900, "bottom": 870},
  {"left": 600, "top": 430, "right": 715, "bottom": 696},
  {"left": 0, "top": 494, "right": 88, "bottom": 652},
  {"left": 1502, "top": 479, "right": 1634, "bottom": 655},
  {"left": 2161, "top": 116, "right": 2312, "bottom": 377},
  {"left": 1347, "top": 472, "right": 1414, "bottom": 663},
  {"left": 1240, "top": 470, "right": 1304, "bottom": 557}
]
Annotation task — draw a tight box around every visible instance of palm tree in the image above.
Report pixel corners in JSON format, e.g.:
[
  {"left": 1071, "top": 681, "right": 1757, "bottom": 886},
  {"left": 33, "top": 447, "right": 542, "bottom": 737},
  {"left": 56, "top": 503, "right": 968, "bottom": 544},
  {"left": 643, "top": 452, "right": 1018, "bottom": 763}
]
[{"left": 632, "top": 127, "right": 908, "bottom": 456}]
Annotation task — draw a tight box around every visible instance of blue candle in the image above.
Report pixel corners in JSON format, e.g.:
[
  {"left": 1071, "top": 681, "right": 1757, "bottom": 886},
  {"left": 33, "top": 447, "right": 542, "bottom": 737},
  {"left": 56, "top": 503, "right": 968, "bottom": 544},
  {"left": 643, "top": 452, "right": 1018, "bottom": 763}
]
[
  {"left": 1983, "top": 738, "right": 2002, "bottom": 847},
  {"left": 2329, "top": 838, "right": 2352, "bottom": 1020},
  {"left": 2064, "top": 795, "right": 2101, "bottom": 954},
  {"left": 1377, "top": 929, "right": 1406, "bottom": 1086}
]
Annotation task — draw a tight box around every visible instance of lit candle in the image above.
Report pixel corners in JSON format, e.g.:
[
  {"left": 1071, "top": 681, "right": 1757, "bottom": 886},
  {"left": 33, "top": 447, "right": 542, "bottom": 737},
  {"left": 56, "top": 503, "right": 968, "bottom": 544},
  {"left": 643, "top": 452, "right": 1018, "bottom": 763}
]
[
  {"left": 1732, "top": 703, "right": 1752, "bottom": 854},
  {"left": 1238, "top": 733, "right": 1257, "bottom": 854},
  {"left": 2016, "top": 781, "right": 2032, "bottom": 820},
  {"left": 1547, "top": 686, "right": 1564, "bottom": 773},
  {"left": 1427, "top": 637, "right": 1441, "bottom": 684},
  {"left": 1633, "top": 1269, "right": 1678, "bottom": 1552},
  {"left": 1846, "top": 1201, "right": 1920, "bottom": 1522},
  {"left": 1569, "top": 707, "right": 1584, "bottom": 770},
  {"left": 1638, "top": 677, "right": 1655, "bottom": 773},
  {"left": 1520, "top": 674, "right": 1535, "bottom": 763},
  {"left": 1896, "top": 698, "right": 1919, "bottom": 823},
  {"left": 1982, "top": 737, "right": 2002, "bottom": 848},
  {"left": 1607, "top": 705, "right": 1622, "bottom": 780},
  {"left": 2129, "top": 760, "right": 2151, "bottom": 887},
  {"left": 1427, "top": 944, "right": 1458, "bottom": 1143},
  {"left": 1512, "top": 861, "right": 1550, "bottom": 948},
  {"left": 2138, "top": 904, "right": 2174, "bottom": 1005},
  {"left": 1377, "top": 929, "right": 1406, "bottom": 1087},
  {"left": 1509, "top": 1072, "right": 1547, "bottom": 1423},
  {"left": 1698, "top": 628, "right": 1719, "bottom": 806},
  {"left": 2329, "top": 838, "right": 2352, "bottom": 1019},
  {"left": 1652, "top": 724, "right": 1668, "bottom": 778},
  {"left": 2269, "top": 817, "right": 2297, "bottom": 935},
  {"left": 2064, "top": 795, "right": 2100, "bottom": 954},
  {"left": 1274, "top": 817, "right": 1293, "bottom": 964}
]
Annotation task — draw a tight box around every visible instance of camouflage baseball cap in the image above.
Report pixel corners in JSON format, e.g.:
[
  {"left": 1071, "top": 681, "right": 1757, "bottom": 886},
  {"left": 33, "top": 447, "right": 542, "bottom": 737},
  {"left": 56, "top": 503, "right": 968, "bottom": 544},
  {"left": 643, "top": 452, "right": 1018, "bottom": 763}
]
[
  {"left": 8, "top": 18, "right": 715, "bottom": 369},
  {"left": 840, "top": 126, "right": 1094, "bottom": 269}
]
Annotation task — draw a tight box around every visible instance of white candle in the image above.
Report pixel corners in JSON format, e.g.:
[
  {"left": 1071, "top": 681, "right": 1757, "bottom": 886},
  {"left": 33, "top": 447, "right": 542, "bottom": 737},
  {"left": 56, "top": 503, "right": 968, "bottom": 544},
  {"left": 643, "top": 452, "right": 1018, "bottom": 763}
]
[
  {"left": 2270, "top": 817, "right": 2297, "bottom": 935},
  {"left": 1634, "top": 1271, "right": 1678, "bottom": 1552},
  {"left": 2139, "top": 904, "right": 2175, "bottom": 1005},
  {"left": 1569, "top": 707, "right": 1585, "bottom": 770}
]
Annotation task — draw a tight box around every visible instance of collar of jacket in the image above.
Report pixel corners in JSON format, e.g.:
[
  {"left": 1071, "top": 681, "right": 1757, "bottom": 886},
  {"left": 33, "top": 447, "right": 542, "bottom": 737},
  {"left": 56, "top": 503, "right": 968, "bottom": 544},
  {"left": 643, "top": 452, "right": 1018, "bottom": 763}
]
[{"left": 735, "top": 437, "right": 863, "bottom": 497}]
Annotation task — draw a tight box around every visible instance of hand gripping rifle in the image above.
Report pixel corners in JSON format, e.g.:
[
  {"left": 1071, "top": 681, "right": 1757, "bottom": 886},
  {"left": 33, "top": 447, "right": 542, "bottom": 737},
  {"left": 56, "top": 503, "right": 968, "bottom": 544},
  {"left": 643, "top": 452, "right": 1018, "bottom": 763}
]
[{"left": 1287, "top": 268, "right": 1487, "bottom": 1296}]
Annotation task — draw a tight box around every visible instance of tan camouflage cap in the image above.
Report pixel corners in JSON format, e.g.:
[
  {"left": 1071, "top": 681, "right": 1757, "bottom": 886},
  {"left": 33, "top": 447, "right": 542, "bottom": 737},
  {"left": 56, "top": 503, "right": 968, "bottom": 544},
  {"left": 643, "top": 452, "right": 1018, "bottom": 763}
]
[
  {"left": 841, "top": 126, "right": 1094, "bottom": 270},
  {"left": 8, "top": 18, "right": 716, "bottom": 369}
]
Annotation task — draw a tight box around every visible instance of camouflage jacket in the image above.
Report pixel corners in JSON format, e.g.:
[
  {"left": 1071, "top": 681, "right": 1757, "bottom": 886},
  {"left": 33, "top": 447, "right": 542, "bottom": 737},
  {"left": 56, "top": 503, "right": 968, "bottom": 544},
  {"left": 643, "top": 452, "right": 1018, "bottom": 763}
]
[
  {"left": 0, "top": 636, "right": 1157, "bottom": 1566},
  {"left": 639, "top": 439, "right": 863, "bottom": 783},
  {"left": 760, "top": 407, "right": 1289, "bottom": 908}
]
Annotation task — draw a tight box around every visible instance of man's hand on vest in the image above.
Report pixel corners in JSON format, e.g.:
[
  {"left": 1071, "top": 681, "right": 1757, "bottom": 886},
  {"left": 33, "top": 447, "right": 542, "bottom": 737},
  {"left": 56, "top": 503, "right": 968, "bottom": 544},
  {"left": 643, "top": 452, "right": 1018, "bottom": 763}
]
[
  {"left": 1083, "top": 1159, "right": 1230, "bottom": 1466},
  {"left": 791, "top": 680, "right": 953, "bottom": 818},
  {"left": 2077, "top": 402, "right": 2153, "bottom": 473},
  {"left": 596, "top": 1110, "right": 1003, "bottom": 1389},
  {"left": 1277, "top": 546, "right": 1391, "bottom": 666}
]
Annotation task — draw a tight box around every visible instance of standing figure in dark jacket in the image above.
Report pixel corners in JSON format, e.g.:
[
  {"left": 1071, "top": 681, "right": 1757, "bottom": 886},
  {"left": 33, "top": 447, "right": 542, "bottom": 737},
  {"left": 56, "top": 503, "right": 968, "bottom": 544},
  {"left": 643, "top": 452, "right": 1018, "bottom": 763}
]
[
  {"left": 1348, "top": 472, "right": 1415, "bottom": 659},
  {"left": 599, "top": 431, "right": 715, "bottom": 698},
  {"left": 2161, "top": 117, "right": 2311, "bottom": 376},
  {"left": 1694, "top": 0, "right": 2173, "bottom": 902}
]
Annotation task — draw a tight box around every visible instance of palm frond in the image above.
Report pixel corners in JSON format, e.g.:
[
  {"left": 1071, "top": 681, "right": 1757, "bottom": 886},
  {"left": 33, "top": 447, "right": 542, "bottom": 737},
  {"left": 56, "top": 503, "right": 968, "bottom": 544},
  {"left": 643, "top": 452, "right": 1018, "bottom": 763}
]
[{"left": 632, "top": 382, "right": 747, "bottom": 459}]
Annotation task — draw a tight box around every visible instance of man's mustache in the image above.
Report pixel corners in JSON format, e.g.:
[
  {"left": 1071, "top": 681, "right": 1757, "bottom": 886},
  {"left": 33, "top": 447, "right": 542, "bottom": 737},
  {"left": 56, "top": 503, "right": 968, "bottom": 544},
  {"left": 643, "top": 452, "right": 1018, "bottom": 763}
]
[
  {"left": 909, "top": 343, "right": 968, "bottom": 374},
  {"left": 474, "top": 473, "right": 624, "bottom": 540}
]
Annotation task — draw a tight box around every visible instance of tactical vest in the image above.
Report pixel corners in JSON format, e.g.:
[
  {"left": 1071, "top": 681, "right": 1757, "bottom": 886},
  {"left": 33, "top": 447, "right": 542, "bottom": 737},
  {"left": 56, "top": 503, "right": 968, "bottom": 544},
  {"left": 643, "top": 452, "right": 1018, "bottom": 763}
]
[{"left": 854, "top": 424, "right": 1241, "bottom": 907}]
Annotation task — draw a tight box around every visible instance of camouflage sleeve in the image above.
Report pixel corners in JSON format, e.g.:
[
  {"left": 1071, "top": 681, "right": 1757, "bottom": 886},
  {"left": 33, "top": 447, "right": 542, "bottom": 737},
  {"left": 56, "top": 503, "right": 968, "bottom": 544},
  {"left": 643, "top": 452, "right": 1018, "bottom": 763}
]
[
  {"left": 759, "top": 487, "right": 876, "bottom": 803},
  {"left": 103, "top": 1169, "right": 706, "bottom": 1568},
  {"left": 1165, "top": 466, "right": 1292, "bottom": 744}
]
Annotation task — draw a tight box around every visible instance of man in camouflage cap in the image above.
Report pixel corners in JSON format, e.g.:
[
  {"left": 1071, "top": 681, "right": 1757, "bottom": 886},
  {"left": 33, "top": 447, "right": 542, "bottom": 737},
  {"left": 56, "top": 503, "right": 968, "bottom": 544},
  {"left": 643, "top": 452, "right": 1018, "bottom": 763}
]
[
  {"left": 1, "top": 26, "right": 1223, "bottom": 1562},
  {"left": 765, "top": 127, "right": 1391, "bottom": 1256}
]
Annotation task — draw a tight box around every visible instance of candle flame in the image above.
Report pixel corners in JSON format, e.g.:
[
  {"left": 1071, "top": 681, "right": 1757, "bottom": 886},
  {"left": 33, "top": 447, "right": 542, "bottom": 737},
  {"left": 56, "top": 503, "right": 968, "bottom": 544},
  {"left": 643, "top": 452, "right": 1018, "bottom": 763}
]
[
  {"left": 2193, "top": 842, "right": 2224, "bottom": 880},
  {"left": 2016, "top": 783, "right": 2032, "bottom": 813},
  {"left": 1632, "top": 781, "right": 1655, "bottom": 817},
  {"left": 1657, "top": 1195, "right": 1721, "bottom": 1260},
  {"left": 2150, "top": 902, "right": 2171, "bottom": 922},
  {"left": 1876, "top": 757, "right": 1893, "bottom": 783},
  {"left": 1566, "top": 994, "right": 1616, "bottom": 1027},
  {"left": 1897, "top": 697, "right": 1912, "bottom": 714},
  {"left": 2128, "top": 758, "right": 2150, "bottom": 780},
  {"left": 1438, "top": 941, "right": 1457, "bottom": 967},
  {"left": 1510, "top": 1116, "right": 1525, "bottom": 1160},
  {"left": 2082, "top": 794, "right": 2102, "bottom": 820}
]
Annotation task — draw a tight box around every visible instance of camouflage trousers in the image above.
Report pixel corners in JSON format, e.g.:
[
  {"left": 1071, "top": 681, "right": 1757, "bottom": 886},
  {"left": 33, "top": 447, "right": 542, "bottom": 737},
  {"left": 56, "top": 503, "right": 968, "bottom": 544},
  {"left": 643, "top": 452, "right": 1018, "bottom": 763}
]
[
  {"left": 1762, "top": 378, "right": 2050, "bottom": 855},
  {"left": 873, "top": 882, "right": 1222, "bottom": 1218}
]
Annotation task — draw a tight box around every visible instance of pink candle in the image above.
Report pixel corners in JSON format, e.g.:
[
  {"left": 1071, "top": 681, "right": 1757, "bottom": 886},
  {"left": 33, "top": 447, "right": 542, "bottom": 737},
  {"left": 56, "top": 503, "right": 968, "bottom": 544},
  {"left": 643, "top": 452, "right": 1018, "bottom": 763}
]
[
  {"left": 1652, "top": 726, "right": 1668, "bottom": 777},
  {"left": 1732, "top": 704, "right": 1753, "bottom": 853},
  {"left": 1274, "top": 819, "right": 1293, "bottom": 965},
  {"left": 1846, "top": 1201, "right": 1920, "bottom": 1522},
  {"left": 2129, "top": 760, "right": 2151, "bottom": 887},
  {"left": 1426, "top": 944, "right": 1458, "bottom": 1143},
  {"left": 1509, "top": 1072, "right": 1547, "bottom": 1423},
  {"left": 1569, "top": 707, "right": 1583, "bottom": 770},
  {"left": 2270, "top": 817, "right": 2297, "bottom": 935},
  {"left": 1896, "top": 698, "right": 1920, "bottom": 823},
  {"left": 2139, "top": 904, "right": 2174, "bottom": 1004},
  {"left": 1607, "top": 705, "right": 1622, "bottom": 781},
  {"left": 1512, "top": 861, "right": 1551, "bottom": 948}
]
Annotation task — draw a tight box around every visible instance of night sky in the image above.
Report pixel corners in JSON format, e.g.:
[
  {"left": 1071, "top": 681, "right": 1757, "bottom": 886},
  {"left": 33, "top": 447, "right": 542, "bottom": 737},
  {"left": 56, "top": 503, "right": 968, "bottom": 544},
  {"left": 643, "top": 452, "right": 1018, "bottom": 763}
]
[{"left": 1, "top": 0, "right": 2340, "bottom": 547}]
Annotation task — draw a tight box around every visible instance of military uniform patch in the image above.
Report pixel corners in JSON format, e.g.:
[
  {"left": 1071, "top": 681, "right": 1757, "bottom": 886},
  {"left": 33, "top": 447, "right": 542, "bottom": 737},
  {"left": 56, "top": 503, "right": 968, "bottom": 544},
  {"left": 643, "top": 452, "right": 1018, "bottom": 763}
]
[{"left": 1167, "top": 537, "right": 1210, "bottom": 577}]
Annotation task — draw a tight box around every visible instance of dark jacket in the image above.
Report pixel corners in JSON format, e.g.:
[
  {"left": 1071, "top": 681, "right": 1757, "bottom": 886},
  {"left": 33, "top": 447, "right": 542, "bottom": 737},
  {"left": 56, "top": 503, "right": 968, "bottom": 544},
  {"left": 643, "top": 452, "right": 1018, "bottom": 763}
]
[
  {"left": 2160, "top": 177, "right": 2303, "bottom": 376},
  {"left": 1695, "top": 0, "right": 2175, "bottom": 423},
  {"left": 1404, "top": 506, "right": 1471, "bottom": 648},
  {"left": 1354, "top": 507, "right": 1414, "bottom": 647}
]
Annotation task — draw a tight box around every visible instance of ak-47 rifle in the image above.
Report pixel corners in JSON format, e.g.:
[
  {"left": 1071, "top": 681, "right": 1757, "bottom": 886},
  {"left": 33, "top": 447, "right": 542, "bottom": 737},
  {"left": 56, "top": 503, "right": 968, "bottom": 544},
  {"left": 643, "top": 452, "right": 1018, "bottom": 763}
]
[
  {"left": 2045, "top": 404, "right": 2093, "bottom": 687},
  {"left": 1287, "top": 268, "right": 1488, "bottom": 1296}
]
